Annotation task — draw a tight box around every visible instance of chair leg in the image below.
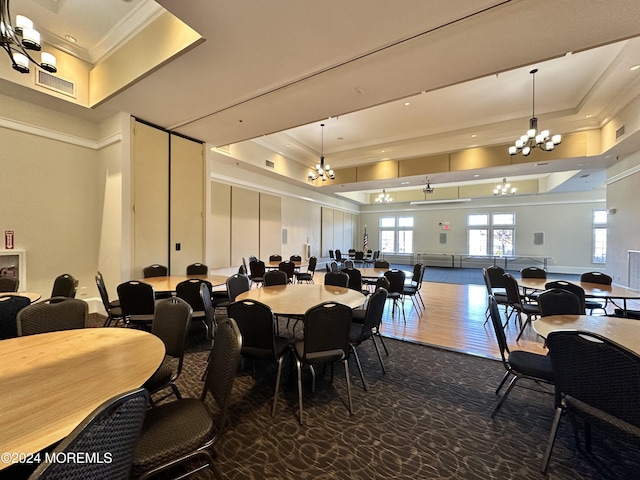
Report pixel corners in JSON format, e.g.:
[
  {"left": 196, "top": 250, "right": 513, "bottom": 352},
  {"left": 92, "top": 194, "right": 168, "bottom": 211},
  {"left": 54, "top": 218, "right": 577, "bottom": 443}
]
[
  {"left": 541, "top": 406, "right": 563, "bottom": 473},
  {"left": 491, "top": 375, "right": 519, "bottom": 418},
  {"left": 296, "top": 359, "right": 304, "bottom": 425},
  {"left": 495, "top": 370, "right": 510, "bottom": 395},
  {"left": 271, "top": 355, "right": 285, "bottom": 417},
  {"left": 376, "top": 329, "right": 389, "bottom": 356},
  {"left": 343, "top": 358, "right": 354, "bottom": 415},
  {"left": 370, "top": 336, "right": 386, "bottom": 374},
  {"left": 350, "top": 345, "right": 367, "bottom": 391}
]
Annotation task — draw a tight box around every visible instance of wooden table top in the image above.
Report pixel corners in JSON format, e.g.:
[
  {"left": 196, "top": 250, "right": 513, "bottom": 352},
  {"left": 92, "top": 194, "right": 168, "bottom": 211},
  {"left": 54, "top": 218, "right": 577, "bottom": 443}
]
[
  {"left": 0, "top": 328, "right": 165, "bottom": 469},
  {"left": 533, "top": 314, "right": 640, "bottom": 355},
  {"left": 358, "top": 268, "right": 389, "bottom": 279},
  {"left": 518, "top": 278, "right": 640, "bottom": 300},
  {"left": 265, "top": 260, "right": 306, "bottom": 269},
  {"left": 140, "top": 275, "right": 229, "bottom": 292},
  {"left": 0, "top": 291, "right": 41, "bottom": 303},
  {"left": 236, "top": 284, "right": 366, "bottom": 316}
]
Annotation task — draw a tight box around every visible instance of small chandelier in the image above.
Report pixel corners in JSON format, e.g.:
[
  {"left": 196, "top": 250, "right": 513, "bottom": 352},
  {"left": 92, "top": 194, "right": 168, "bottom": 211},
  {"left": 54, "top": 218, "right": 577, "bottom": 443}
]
[
  {"left": 493, "top": 178, "right": 516, "bottom": 196},
  {"left": 308, "top": 123, "right": 334, "bottom": 181},
  {"left": 375, "top": 189, "right": 392, "bottom": 203},
  {"left": 509, "top": 69, "right": 561, "bottom": 156},
  {"left": 1, "top": 0, "right": 57, "bottom": 74}
]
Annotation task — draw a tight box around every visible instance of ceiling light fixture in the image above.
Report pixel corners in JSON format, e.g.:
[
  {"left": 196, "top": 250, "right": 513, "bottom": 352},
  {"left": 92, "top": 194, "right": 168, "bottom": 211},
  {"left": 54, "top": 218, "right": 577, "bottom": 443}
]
[
  {"left": 308, "top": 123, "right": 334, "bottom": 182},
  {"left": 423, "top": 177, "right": 434, "bottom": 194},
  {"left": 375, "top": 189, "right": 392, "bottom": 203},
  {"left": 493, "top": 178, "right": 516, "bottom": 196},
  {"left": 0, "top": 0, "right": 57, "bottom": 74},
  {"left": 509, "top": 69, "right": 561, "bottom": 156}
]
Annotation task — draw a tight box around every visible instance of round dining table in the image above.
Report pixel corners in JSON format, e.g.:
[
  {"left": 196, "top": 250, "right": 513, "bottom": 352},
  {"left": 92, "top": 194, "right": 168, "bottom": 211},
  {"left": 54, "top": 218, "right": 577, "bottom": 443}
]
[
  {"left": 533, "top": 314, "right": 640, "bottom": 355},
  {"left": 140, "top": 274, "right": 229, "bottom": 293},
  {"left": 0, "top": 292, "right": 42, "bottom": 303},
  {"left": 0, "top": 328, "right": 165, "bottom": 470},
  {"left": 236, "top": 284, "right": 366, "bottom": 316}
]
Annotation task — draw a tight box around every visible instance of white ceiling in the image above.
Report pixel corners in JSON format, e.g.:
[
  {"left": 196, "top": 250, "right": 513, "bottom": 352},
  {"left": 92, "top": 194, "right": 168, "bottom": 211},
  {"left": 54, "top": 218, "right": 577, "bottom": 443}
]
[{"left": 8, "top": 0, "right": 640, "bottom": 198}]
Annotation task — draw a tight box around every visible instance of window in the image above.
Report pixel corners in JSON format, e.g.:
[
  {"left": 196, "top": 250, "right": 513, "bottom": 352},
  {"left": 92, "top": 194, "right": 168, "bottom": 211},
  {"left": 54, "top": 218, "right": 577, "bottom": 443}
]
[
  {"left": 467, "top": 213, "right": 515, "bottom": 256},
  {"left": 379, "top": 216, "right": 413, "bottom": 253},
  {"left": 593, "top": 209, "right": 607, "bottom": 263}
]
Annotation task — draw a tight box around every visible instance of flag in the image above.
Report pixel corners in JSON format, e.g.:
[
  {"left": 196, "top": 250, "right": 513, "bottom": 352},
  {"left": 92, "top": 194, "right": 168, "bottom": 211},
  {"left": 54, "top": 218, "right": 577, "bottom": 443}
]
[{"left": 363, "top": 226, "right": 368, "bottom": 251}]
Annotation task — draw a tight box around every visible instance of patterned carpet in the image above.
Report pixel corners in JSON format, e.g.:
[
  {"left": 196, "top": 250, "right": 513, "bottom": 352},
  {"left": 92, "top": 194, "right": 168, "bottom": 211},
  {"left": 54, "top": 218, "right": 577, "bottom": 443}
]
[{"left": 166, "top": 322, "right": 640, "bottom": 480}]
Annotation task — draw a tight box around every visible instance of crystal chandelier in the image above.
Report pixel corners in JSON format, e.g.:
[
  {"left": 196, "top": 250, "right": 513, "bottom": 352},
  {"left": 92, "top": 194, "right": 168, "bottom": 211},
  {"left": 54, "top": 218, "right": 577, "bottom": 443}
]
[
  {"left": 509, "top": 69, "right": 561, "bottom": 156},
  {"left": 308, "top": 123, "right": 335, "bottom": 181},
  {"left": 493, "top": 178, "right": 516, "bottom": 196},
  {"left": 375, "top": 189, "right": 392, "bottom": 203},
  {"left": 1, "top": 0, "right": 57, "bottom": 74}
]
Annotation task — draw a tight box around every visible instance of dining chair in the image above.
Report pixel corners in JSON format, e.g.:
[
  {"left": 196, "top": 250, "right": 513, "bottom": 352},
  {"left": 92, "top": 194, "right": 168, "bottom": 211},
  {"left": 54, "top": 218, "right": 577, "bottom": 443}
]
[
  {"left": 541, "top": 330, "right": 640, "bottom": 473},
  {"left": 537, "top": 288, "right": 583, "bottom": 316},
  {"left": 227, "top": 299, "right": 290, "bottom": 417},
  {"left": 50, "top": 273, "right": 78, "bottom": 301},
  {"left": 383, "top": 269, "right": 406, "bottom": 322},
  {"left": 269, "top": 254, "right": 282, "bottom": 262},
  {"left": 482, "top": 267, "right": 510, "bottom": 324},
  {"left": 186, "top": 262, "right": 209, "bottom": 275},
  {"left": 353, "top": 250, "right": 365, "bottom": 265},
  {"left": 213, "top": 274, "right": 251, "bottom": 315},
  {"left": 289, "top": 254, "right": 302, "bottom": 262},
  {"left": 502, "top": 273, "right": 540, "bottom": 341},
  {"left": 293, "top": 302, "right": 354, "bottom": 424},
  {"left": 142, "top": 264, "right": 168, "bottom": 278},
  {"left": 278, "top": 260, "right": 296, "bottom": 283},
  {"left": 348, "top": 287, "right": 388, "bottom": 391},
  {"left": 544, "top": 281, "right": 586, "bottom": 314},
  {"left": 95, "top": 271, "right": 123, "bottom": 327},
  {"left": 403, "top": 263, "right": 425, "bottom": 312},
  {"left": 248, "top": 260, "right": 266, "bottom": 288},
  {"left": 373, "top": 259, "right": 390, "bottom": 269},
  {"left": 0, "top": 295, "right": 31, "bottom": 339},
  {"left": 295, "top": 256, "right": 317, "bottom": 283},
  {"left": 116, "top": 281, "right": 155, "bottom": 330},
  {"left": 580, "top": 271, "right": 613, "bottom": 314},
  {"left": 324, "top": 271, "right": 349, "bottom": 287},
  {"left": 17, "top": 297, "right": 88, "bottom": 336},
  {"left": 143, "top": 297, "right": 192, "bottom": 403},
  {"left": 28, "top": 388, "right": 149, "bottom": 480},
  {"left": 264, "top": 269, "right": 288, "bottom": 286},
  {"left": 131, "top": 318, "right": 242, "bottom": 480},
  {"left": 520, "top": 266, "right": 547, "bottom": 302},
  {"left": 341, "top": 267, "right": 368, "bottom": 295},
  {"left": 0, "top": 276, "right": 19, "bottom": 292},
  {"left": 176, "top": 278, "right": 213, "bottom": 340},
  {"left": 487, "top": 296, "right": 554, "bottom": 418}
]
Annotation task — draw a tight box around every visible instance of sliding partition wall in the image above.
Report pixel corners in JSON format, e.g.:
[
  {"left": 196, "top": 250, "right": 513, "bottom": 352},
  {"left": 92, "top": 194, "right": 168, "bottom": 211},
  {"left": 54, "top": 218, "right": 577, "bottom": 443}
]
[{"left": 131, "top": 119, "right": 204, "bottom": 277}]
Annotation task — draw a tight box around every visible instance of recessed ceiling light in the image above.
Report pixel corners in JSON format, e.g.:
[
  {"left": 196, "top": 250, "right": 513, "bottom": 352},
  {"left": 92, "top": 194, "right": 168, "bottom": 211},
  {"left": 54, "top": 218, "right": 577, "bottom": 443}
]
[
  {"left": 473, "top": 174, "right": 480, "bottom": 178},
  {"left": 65, "top": 35, "right": 77, "bottom": 43},
  {"left": 471, "top": 134, "right": 477, "bottom": 138},
  {"left": 404, "top": 102, "right": 410, "bottom": 106},
  {"left": 630, "top": 65, "right": 640, "bottom": 71},
  {"left": 535, "top": 162, "right": 549, "bottom": 166},
  {"left": 401, "top": 181, "right": 410, "bottom": 185},
  {"left": 584, "top": 114, "right": 593, "bottom": 118},
  {"left": 337, "top": 137, "right": 343, "bottom": 140}
]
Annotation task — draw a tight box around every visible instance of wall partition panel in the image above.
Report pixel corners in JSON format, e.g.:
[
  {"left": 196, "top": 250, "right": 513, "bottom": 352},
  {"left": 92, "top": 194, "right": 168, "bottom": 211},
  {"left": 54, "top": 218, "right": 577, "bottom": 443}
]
[
  {"left": 169, "top": 134, "right": 204, "bottom": 274},
  {"left": 321, "top": 207, "right": 334, "bottom": 257},
  {"left": 231, "top": 186, "right": 260, "bottom": 266},
  {"left": 210, "top": 181, "right": 231, "bottom": 268},
  {"left": 259, "top": 193, "right": 282, "bottom": 259},
  {"left": 333, "top": 210, "right": 345, "bottom": 253},
  {"left": 344, "top": 212, "right": 354, "bottom": 250},
  {"left": 132, "top": 121, "right": 169, "bottom": 278}
]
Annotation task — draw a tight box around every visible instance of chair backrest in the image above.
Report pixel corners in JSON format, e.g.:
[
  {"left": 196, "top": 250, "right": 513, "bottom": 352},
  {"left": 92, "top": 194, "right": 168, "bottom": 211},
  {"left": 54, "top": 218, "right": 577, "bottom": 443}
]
[
  {"left": 249, "top": 260, "right": 266, "bottom": 278},
  {"left": 117, "top": 281, "right": 156, "bottom": 316},
  {"left": 324, "top": 271, "right": 349, "bottom": 287},
  {"left": 383, "top": 269, "right": 406, "bottom": 295},
  {"left": 0, "top": 295, "right": 31, "bottom": 339},
  {"left": 200, "top": 282, "right": 216, "bottom": 332},
  {"left": 269, "top": 254, "right": 282, "bottom": 262},
  {"left": 520, "top": 267, "right": 547, "bottom": 279},
  {"left": 486, "top": 266, "right": 506, "bottom": 289},
  {"left": 143, "top": 264, "right": 168, "bottom": 278},
  {"left": 27, "top": 388, "right": 148, "bottom": 480},
  {"left": 242, "top": 257, "right": 248, "bottom": 275},
  {"left": 362, "top": 287, "right": 388, "bottom": 332},
  {"left": 348, "top": 249, "right": 356, "bottom": 256},
  {"left": 354, "top": 251, "right": 365, "bottom": 261},
  {"left": 502, "top": 273, "right": 524, "bottom": 307},
  {"left": 300, "top": 302, "right": 352, "bottom": 362},
  {"left": 329, "top": 250, "right": 335, "bottom": 259},
  {"left": 330, "top": 261, "right": 340, "bottom": 272},
  {"left": 374, "top": 260, "right": 390, "bottom": 269},
  {"left": 487, "top": 296, "right": 510, "bottom": 364},
  {"left": 411, "top": 263, "right": 424, "bottom": 285},
  {"left": 372, "top": 250, "right": 380, "bottom": 262},
  {"left": 545, "top": 281, "right": 586, "bottom": 314},
  {"left": 580, "top": 271, "right": 613, "bottom": 285},
  {"left": 186, "top": 263, "right": 209, "bottom": 275},
  {"left": 17, "top": 298, "right": 88, "bottom": 336},
  {"left": 95, "top": 273, "right": 112, "bottom": 312},
  {"left": 335, "top": 249, "right": 343, "bottom": 261},
  {"left": 307, "top": 256, "right": 317, "bottom": 273},
  {"left": 343, "top": 259, "right": 355, "bottom": 268},
  {"left": 176, "top": 278, "right": 212, "bottom": 313},
  {"left": 482, "top": 268, "right": 493, "bottom": 296},
  {"left": 264, "top": 269, "right": 288, "bottom": 286},
  {"left": 278, "top": 260, "right": 296, "bottom": 281},
  {"left": 341, "top": 267, "right": 363, "bottom": 291},
  {"left": 290, "top": 254, "right": 302, "bottom": 262},
  {"left": 546, "top": 330, "right": 640, "bottom": 428},
  {"left": 152, "top": 297, "right": 192, "bottom": 361},
  {"left": 202, "top": 318, "right": 242, "bottom": 434},
  {"left": 0, "top": 276, "right": 19, "bottom": 292},
  {"left": 227, "top": 299, "right": 277, "bottom": 354},
  {"left": 51, "top": 273, "right": 77, "bottom": 299},
  {"left": 538, "top": 288, "right": 583, "bottom": 316},
  {"left": 226, "top": 274, "right": 251, "bottom": 302}
]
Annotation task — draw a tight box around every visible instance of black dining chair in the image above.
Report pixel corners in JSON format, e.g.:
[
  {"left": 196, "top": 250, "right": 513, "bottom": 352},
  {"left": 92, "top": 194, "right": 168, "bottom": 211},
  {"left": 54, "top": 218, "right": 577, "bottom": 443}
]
[{"left": 116, "top": 281, "right": 155, "bottom": 330}]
